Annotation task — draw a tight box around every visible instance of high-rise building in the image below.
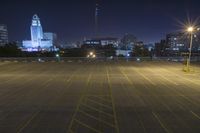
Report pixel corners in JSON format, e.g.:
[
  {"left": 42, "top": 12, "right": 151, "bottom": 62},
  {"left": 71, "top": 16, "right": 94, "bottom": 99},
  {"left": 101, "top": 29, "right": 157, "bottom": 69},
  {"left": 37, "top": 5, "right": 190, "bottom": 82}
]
[
  {"left": 166, "top": 32, "right": 188, "bottom": 51},
  {"left": 164, "top": 32, "right": 200, "bottom": 56},
  {"left": 0, "top": 24, "right": 8, "bottom": 46},
  {"left": 23, "top": 14, "right": 57, "bottom": 51}
]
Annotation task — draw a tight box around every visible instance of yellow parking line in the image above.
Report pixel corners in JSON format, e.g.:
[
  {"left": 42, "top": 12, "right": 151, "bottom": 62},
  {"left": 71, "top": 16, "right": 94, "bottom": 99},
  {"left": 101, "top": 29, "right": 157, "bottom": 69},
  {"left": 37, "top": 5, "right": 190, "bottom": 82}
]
[
  {"left": 162, "top": 68, "right": 200, "bottom": 86},
  {"left": 82, "top": 103, "right": 114, "bottom": 118},
  {"left": 79, "top": 110, "right": 115, "bottom": 127},
  {"left": 107, "top": 67, "right": 120, "bottom": 133},
  {"left": 152, "top": 112, "right": 171, "bottom": 133},
  {"left": 190, "top": 111, "right": 200, "bottom": 120},
  {"left": 157, "top": 71, "right": 200, "bottom": 108},
  {"left": 119, "top": 65, "right": 147, "bottom": 132},
  {"left": 146, "top": 68, "right": 178, "bottom": 86},
  {"left": 140, "top": 72, "right": 156, "bottom": 86},
  {"left": 158, "top": 76, "right": 200, "bottom": 111},
  {"left": 74, "top": 119, "right": 103, "bottom": 133},
  {"left": 86, "top": 98, "right": 113, "bottom": 109},
  {"left": 17, "top": 111, "right": 39, "bottom": 133},
  {"left": 119, "top": 67, "right": 133, "bottom": 85},
  {"left": 160, "top": 75, "right": 179, "bottom": 86},
  {"left": 67, "top": 73, "right": 92, "bottom": 133},
  {"left": 131, "top": 67, "right": 156, "bottom": 86},
  {"left": 89, "top": 95, "right": 112, "bottom": 104}
]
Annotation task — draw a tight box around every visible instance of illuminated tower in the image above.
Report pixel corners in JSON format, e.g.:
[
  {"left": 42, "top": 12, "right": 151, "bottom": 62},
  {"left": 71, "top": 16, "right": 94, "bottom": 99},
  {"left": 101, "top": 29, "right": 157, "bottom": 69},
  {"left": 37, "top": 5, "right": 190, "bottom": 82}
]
[
  {"left": 31, "top": 14, "right": 43, "bottom": 47},
  {"left": 95, "top": 0, "right": 99, "bottom": 37}
]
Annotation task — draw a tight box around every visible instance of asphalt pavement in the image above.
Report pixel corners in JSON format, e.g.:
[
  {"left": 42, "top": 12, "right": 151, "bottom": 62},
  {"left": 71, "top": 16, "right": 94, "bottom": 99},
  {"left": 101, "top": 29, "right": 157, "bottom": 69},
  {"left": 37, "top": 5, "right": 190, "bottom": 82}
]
[{"left": 0, "top": 60, "right": 200, "bottom": 133}]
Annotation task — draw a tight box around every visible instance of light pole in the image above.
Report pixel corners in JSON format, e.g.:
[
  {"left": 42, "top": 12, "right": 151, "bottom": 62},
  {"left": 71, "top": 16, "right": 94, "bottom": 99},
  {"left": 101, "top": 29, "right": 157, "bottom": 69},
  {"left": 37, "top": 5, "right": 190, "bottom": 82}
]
[
  {"left": 186, "top": 26, "right": 194, "bottom": 72},
  {"left": 56, "top": 53, "right": 60, "bottom": 62}
]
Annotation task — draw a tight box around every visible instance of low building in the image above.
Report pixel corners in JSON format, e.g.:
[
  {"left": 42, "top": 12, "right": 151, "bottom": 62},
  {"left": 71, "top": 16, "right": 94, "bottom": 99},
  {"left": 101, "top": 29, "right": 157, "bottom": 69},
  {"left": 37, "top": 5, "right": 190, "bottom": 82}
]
[
  {"left": 83, "top": 37, "right": 119, "bottom": 47},
  {"left": 43, "top": 32, "right": 57, "bottom": 46},
  {"left": 116, "top": 49, "right": 132, "bottom": 57}
]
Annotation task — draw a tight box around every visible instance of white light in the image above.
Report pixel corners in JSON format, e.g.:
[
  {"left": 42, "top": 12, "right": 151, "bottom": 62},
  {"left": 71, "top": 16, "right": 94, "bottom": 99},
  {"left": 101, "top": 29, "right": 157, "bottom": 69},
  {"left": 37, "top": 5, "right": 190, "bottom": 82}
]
[
  {"left": 92, "top": 54, "right": 96, "bottom": 58},
  {"left": 137, "top": 58, "right": 140, "bottom": 61},
  {"left": 90, "top": 52, "right": 93, "bottom": 56},
  {"left": 187, "top": 27, "right": 194, "bottom": 32},
  {"left": 56, "top": 54, "right": 59, "bottom": 57}
]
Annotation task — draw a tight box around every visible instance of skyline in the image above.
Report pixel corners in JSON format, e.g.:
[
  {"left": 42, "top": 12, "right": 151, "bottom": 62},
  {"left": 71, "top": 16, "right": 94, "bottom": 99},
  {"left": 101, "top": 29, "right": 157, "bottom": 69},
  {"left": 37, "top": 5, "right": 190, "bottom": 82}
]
[{"left": 0, "top": 0, "right": 200, "bottom": 43}]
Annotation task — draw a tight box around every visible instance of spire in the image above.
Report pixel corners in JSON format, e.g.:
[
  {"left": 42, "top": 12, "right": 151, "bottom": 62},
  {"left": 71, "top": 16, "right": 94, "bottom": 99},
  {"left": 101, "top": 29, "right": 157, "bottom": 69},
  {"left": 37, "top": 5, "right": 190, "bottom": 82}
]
[{"left": 95, "top": 0, "right": 99, "bottom": 37}]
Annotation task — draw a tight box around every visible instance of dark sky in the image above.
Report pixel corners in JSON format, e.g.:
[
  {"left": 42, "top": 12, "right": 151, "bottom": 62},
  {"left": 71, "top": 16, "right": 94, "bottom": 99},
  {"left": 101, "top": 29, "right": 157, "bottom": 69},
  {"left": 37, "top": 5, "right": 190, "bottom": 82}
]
[{"left": 0, "top": 0, "right": 200, "bottom": 43}]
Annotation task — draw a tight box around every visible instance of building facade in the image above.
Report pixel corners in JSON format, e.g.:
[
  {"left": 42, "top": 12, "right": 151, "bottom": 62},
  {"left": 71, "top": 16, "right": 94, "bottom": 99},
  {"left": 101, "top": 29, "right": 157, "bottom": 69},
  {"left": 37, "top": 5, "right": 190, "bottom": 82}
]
[
  {"left": 0, "top": 24, "right": 8, "bottom": 46},
  {"left": 23, "top": 14, "right": 57, "bottom": 51},
  {"left": 43, "top": 32, "right": 57, "bottom": 45},
  {"left": 166, "top": 32, "right": 200, "bottom": 55},
  {"left": 166, "top": 32, "right": 188, "bottom": 52},
  {"left": 83, "top": 37, "right": 119, "bottom": 47}
]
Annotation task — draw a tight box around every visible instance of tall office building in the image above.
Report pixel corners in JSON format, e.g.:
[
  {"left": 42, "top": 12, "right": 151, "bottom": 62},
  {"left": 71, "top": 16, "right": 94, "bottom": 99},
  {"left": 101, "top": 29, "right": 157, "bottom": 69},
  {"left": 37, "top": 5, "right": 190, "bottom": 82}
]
[
  {"left": 0, "top": 24, "right": 8, "bottom": 46},
  {"left": 23, "top": 14, "right": 57, "bottom": 51}
]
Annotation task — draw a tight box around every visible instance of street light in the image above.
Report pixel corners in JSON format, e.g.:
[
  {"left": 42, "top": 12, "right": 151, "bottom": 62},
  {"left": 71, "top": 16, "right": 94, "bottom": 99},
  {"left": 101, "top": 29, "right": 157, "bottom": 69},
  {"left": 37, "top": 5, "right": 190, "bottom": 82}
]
[
  {"left": 56, "top": 53, "right": 60, "bottom": 62},
  {"left": 92, "top": 54, "right": 96, "bottom": 58},
  {"left": 90, "top": 52, "right": 93, "bottom": 56},
  {"left": 187, "top": 27, "right": 194, "bottom": 32},
  {"left": 186, "top": 26, "right": 194, "bottom": 72},
  {"left": 56, "top": 54, "right": 60, "bottom": 58}
]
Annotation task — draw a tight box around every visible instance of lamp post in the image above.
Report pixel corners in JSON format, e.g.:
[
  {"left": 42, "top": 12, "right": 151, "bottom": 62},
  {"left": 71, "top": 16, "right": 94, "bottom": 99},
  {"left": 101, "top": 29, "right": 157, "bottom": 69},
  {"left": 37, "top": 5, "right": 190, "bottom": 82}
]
[
  {"left": 56, "top": 53, "right": 60, "bottom": 62},
  {"left": 186, "top": 26, "right": 194, "bottom": 72}
]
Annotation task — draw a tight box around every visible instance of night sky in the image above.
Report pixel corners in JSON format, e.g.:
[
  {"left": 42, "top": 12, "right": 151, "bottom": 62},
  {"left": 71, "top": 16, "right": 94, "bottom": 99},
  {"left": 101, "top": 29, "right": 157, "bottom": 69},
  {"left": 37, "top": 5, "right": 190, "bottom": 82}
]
[{"left": 0, "top": 0, "right": 200, "bottom": 44}]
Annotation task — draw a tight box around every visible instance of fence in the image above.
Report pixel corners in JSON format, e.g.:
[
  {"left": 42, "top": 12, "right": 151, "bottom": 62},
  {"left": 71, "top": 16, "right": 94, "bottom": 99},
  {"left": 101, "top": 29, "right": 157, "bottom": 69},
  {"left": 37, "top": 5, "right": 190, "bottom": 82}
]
[{"left": 0, "top": 56, "right": 200, "bottom": 62}]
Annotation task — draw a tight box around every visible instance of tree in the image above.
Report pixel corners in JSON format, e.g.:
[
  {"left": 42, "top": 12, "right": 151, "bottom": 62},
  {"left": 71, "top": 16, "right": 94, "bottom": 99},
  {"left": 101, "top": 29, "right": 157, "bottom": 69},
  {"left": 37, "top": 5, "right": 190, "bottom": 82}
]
[
  {"left": 0, "top": 42, "right": 22, "bottom": 57},
  {"left": 121, "top": 34, "right": 137, "bottom": 49},
  {"left": 133, "top": 45, "right": 149, "bottom": 57}
]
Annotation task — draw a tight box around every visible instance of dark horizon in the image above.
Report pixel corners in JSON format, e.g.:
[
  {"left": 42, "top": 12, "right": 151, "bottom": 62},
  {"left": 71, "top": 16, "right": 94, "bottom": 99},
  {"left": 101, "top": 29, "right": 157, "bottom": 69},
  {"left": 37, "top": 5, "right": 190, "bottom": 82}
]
[{"left": 0, "top": 0, "right": 200, "bottom": 44}]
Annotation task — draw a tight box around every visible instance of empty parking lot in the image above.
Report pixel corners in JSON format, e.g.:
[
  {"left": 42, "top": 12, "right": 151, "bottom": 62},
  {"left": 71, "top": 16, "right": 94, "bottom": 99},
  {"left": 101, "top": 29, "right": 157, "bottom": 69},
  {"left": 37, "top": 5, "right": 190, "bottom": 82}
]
[{"left": 0, "top": 61, "right": 200, "bottom": 133}]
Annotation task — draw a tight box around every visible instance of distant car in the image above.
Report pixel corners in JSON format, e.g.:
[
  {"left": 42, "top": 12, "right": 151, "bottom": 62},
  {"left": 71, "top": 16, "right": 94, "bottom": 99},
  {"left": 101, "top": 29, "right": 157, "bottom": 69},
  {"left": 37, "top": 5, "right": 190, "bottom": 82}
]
[
  {"left": 38, "top": 58, "right": 45, "bottom": 62},
  {"left": 171, "top": 59, "right": 179, "bottom": 62},
  {"left": 136, "top": 58, "right": 141, "bottom": 62}
]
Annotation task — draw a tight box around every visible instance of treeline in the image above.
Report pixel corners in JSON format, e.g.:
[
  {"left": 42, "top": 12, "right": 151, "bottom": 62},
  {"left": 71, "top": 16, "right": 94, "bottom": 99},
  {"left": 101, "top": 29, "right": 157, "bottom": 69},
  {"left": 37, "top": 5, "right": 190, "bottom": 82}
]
[
  {"left": 0, "top": 43, "right": 22, "bottom": 57},
  {"left": 0, "top": 43, "right": 152, "bottom": 57},
  {"left": 0, "top": 43, "right": 117, "bottom": 57}
]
